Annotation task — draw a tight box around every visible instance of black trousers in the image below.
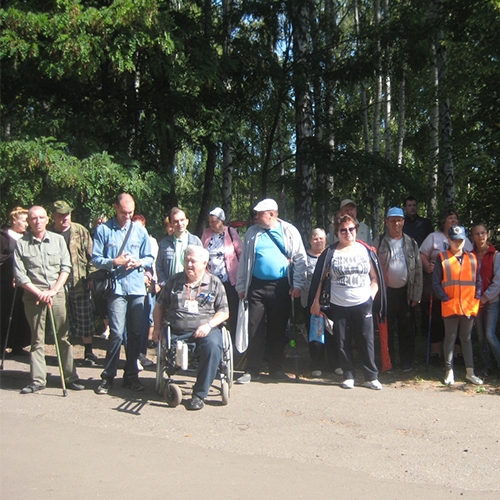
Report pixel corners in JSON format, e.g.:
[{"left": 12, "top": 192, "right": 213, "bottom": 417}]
[
  {"left": 386, "top": 286, "right": 414, "bottom": 367},
  {"left": 246, "top": 276, "right": 290, "bottom": 373}
]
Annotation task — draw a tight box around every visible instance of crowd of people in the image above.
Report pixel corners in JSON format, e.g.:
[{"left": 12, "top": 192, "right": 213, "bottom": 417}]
[{"left": 1, "top": 193, "right": 499, "bottom": 408}]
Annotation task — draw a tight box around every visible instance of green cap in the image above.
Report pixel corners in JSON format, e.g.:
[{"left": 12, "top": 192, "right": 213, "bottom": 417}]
[{"left": 51, "top": 200, "right": 72, "bottom": 214}]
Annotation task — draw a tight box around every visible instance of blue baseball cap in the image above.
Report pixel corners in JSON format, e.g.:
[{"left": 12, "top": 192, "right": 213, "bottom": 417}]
[
  {"left": 448, "top": 225, "right": 466, "bottom": 241},
  {"left": 386, "top": 207, "right": 405, "bottom": 218}
]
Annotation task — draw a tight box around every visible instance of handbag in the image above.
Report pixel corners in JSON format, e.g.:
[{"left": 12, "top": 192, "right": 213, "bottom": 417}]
[
  {"left": 319, "top": 266, "right": 331, "bottom": 307},
  {"left": 88, "top": 221, "right": 134, "bottom": 300},
  {"left": 235, "top": 299, "right": 249, "bottom": 353}
]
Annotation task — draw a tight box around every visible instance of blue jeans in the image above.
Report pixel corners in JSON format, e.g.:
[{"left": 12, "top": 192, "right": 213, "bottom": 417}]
[
  {"left": 139, "top": 292, "right": 156, "bottom": 355},
  {"left": 475, "top": 301, "right": 500, "bottom": 371},
  {"left": 102, "top": 294, "right": 145, "bottom": 381}
]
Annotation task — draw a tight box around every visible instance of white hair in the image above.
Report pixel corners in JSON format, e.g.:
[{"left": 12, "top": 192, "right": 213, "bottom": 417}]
[{"left": 185, "top": 245, "right": 209, "bottom": 262}]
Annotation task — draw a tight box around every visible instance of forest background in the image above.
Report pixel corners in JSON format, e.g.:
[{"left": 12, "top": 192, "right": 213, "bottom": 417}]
[{"left": 1, "top": 0, "right": 499, "bottom": 244}]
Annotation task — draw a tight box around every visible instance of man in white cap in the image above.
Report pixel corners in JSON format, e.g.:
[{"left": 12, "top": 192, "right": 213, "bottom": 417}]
[
  {"left": 328, "top": 199, "right": 373, "bottom": 245},
  {"left": 201, "top": 207, "right": 242, "bottom": 336},
  {"left": 235, "top": 198, "right": 307, "bottom": 382},
  {"left": 374, "top": 207, "right": 422, "bottom": 371}
]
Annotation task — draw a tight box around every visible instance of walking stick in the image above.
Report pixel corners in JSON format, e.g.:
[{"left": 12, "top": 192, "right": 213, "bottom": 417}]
[
  {"left": 0, "top": 286, "right": 17, "bottom": 371},
  {"left": 425, "top": 295, "right": 433, "bottom": 370},
  {"left": 47, "top": 305, "right": 68, "bottom": 397},
  {"left": 289, "top": 297, "right": 300, "bottom": 381}
]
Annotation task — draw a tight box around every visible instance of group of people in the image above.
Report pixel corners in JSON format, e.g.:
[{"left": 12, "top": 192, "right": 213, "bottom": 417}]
[{"left": 2, "top": 193, "right": 498, "bottom": 408}]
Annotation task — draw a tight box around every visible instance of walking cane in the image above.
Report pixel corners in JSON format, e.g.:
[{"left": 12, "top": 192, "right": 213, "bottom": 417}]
[
  {"left": 425, "top": 295, "right": 433, "bottom": 370},
  {"left": 289, "top": 297, "right": 300, "bottom": 381},
  {"left": 47, "top": 305, "right": 68, "bottom": 397},
  {"left": 0, "top": 286, "right": 17, "bottom": 371}
]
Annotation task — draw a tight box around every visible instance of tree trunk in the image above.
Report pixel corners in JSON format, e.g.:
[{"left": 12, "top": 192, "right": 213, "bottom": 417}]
[{"left": 195, "top": 141, "right": 217, "bottom": 236}]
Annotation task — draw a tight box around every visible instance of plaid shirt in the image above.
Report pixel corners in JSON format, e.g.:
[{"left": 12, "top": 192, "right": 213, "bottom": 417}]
[{"left": 157, "top": 271, "right": 228, "bottom": 333}]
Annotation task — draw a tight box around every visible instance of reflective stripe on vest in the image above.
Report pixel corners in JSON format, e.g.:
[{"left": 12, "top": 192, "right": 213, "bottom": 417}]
[{"left": 440, "top": 250, "right": 479, "bottom": 317}]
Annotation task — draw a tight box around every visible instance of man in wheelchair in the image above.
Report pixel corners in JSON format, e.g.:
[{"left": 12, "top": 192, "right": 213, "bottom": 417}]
[{"left": 153, "top": 245, "right": 229, "bottom": 410}]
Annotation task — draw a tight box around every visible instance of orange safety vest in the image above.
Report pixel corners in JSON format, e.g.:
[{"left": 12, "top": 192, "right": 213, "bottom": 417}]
[{"left": 440, "top": 250, "right": 480, "bottom": 317}]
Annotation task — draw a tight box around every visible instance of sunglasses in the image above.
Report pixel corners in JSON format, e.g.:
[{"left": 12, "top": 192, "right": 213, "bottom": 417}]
[{"left": 340, "top": 226, "right": 356, "bottom": 235}]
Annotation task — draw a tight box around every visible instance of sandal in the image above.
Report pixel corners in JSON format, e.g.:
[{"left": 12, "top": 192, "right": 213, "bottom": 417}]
[{"left": 20, "top": 383, "right": 45, "bottom": 394}]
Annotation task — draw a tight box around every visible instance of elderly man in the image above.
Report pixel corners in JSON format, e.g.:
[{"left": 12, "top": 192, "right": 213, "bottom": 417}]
[
  {"left": 402, "top": 196, "right": 433, "bottom": 247},
  {"left": 328, "top": 199, "right": 372, "bottom": 245},
  {"left": 50, "top": 200, "right": 97, "bottom": 366},
  {"left": 235, "top": 198, "right": 307, "bottom": 383},
  {"left": 153, "top": 245, "right": 229, "bottom": 410},
  {"left": 374, "top": 207, "right": 423, "bottom": 371},
  {"left": 14, "top": 206, "right": 84, "bottom": 394},
  {"left": 156, "top": 207, "right": 202, "bottom": 288},
  {"left": 92, "top": 193, "right": 154, "bottom": 394}
]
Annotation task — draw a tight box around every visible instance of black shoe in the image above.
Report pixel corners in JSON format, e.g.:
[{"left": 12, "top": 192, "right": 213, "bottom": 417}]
[
  {"left": 270, "top": 371, "right": 290, "bottom": 381},
  {"left": 83, "top": 353, "right": 98, "bottom": 366},
  {"left": 67, "top": 380, "right": 85, "bottom": 391},
  {"left": 96, "top": 379, "right": 113, "bottom": 395},
  {"left": 401, "top": 363, "right": 413, "bottom": 373},
  {"left": 20, "top": 383, "right": 45, "bottom": 394},
  {"left": 123, "top": 378, "right": 144, "bottom": 391},
  {"left": 147, "top": 340, "right": 157, "bottom": 350},
  {"left": 187, "top": 396, "right": 204, "bottom": 410}
]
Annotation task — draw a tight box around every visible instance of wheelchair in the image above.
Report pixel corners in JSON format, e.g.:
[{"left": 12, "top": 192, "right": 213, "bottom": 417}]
[{"left": 156, "top": 324, "right": 233, "bottom": 407}]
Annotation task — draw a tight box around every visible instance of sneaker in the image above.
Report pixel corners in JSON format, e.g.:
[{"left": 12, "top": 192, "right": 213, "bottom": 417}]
[
  {"left": 67, "top": 380, "right": 85, "bottom": 391},
  {"left": 96, "top": 379, "right": 113, "bottom": 395},
  {"left": 334, "top": 367, "right": 344, "bottom": 376},
  {"left": 364, "top": 379, "right": 383, "bottom": 390},
  {"left": 123, "top": 378, "right": 144, "bottom": 391},
  {"left": 311, "top": 370, "right": 322, "bottom": 378},
  {"left": 236, "top": 371, "right": 260, "bottom": 384},
  {"left": 465, "top": 373, "right": 483, "bottom": 385},
  {"left": 444, "top": 369, "right": 455, "bottom": 386},
  {"left": 270, "top": 371, "right": 290, "bottom": 381},
  {"left": 100, "top": 327, "right": 110, "bottom": 340},
  {"left": 341, "top": 378, "right": 355, "bottom": 389},
  {"left": 139, "top": 353, "right": 153, "bottom": 367},
  {"left": 137, "top": 359, "right": 143, "bottom": 372},
  {"left": 83, "top": 353, "right": 98, "bottom": 367}
]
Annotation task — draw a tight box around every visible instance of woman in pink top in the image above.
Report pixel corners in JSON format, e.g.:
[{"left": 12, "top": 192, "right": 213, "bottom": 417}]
[{"left": 201, "top": 207, "right": 243, "bottom": 337}]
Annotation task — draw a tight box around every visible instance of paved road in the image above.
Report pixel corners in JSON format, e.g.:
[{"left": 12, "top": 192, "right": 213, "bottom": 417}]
[{"left": 1, "top": 352, "right": 499, "bottom": 499}]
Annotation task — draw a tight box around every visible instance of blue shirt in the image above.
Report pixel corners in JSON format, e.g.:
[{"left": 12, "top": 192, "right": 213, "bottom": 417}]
[
  {"left": 92, "top": 219, "right": 154, "bottom": 296},
  {"left": 252, "top": 225, "right": 289, "bottom": 280}
]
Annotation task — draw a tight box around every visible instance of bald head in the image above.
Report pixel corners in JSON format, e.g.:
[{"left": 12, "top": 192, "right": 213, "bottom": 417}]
[
  {"left": 28, "top": 206, "right": 49, "bottom": 238},
  {"left": 114, "top": 193, "right": 135, "bottom": 228}
]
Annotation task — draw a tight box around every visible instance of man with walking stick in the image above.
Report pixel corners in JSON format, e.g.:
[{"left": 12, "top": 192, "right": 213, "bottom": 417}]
[{"left": 13, "top": 206, "right": 84, "bottom": 394}]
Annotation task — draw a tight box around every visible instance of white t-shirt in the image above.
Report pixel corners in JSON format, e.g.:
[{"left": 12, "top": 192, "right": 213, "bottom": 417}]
[
  {"left": 330, "top": 242, "right": 372, "bottom": 307},
  {"left": 419, "top": 231, "right": 472, "bottom": 263}
]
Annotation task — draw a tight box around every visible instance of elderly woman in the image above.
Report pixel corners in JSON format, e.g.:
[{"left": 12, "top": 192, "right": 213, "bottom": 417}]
[
  {"left": 432, "top": 226, "right": 482, "bottom": 385},
  {"left": 472, "top": 224, "right": 500, "bottom": 377},
  {"left": 420, "top": 209, "right": 472, "bottom": 366},
  {"left": 201, "top": 207, "right": 242, "bottom": 336},
  {"left": 0, "top": 207, "right": 31, "bottom": 356},
  {"left": 309, "top": 214, "right": 386, "bottom": 390}
]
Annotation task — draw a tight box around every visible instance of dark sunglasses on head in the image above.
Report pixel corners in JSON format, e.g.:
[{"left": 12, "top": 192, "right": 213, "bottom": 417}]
[{"left": 340, "top": 226, "right": 356, "bottom": 235}]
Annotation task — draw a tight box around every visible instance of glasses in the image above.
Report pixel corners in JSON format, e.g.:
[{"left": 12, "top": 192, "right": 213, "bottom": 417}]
[{"left": 340, "top": 226, "right": 356, "bottom": 235}]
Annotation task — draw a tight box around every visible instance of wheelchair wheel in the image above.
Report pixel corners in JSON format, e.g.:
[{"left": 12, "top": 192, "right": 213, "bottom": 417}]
[
  {"left": 164, "top": 383, "right": 183, "bottom": 407},
  {"left": 156, "top": 340, "right": 167, "bottom": 395},
  {"left": 222, "top": 327, "right": 234, "bottom": 389},
  {"left": 221, "top": 378, "right": 229, "bottom": 406}
]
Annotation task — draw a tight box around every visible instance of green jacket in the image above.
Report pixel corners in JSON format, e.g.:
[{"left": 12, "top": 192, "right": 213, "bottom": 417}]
[{"left": 49, "top": 222, "right": 94, "bottom": 294}]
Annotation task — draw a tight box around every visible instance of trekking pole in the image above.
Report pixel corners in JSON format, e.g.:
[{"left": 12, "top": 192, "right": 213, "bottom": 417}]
[
  {"left": 425, "top": 295, "right": 433, "bottom": 371},
  {"left": 290, "top": 297, "right": 300, "bottom": 381},
  {"left": 0, "top": 286, "right": 17, "bottom": 371},
  {"left": 47, "top": 304, "right": 68, "bottom": 397}
]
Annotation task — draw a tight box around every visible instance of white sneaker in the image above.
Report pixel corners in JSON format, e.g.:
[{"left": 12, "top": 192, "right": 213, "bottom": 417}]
[
  {"left": 341, "top": 378, "right": 355, "bottom": 389},
  {"left": 334, "top": 367, "right": 344, "bottom": 376},
  {"left": 311, "top": 370, "right": 322, "bottom": 378},
  {"left": 364, "top": 379, "right": 382, "bottom": 390},
  {"left": 139, "top": 353, "right": 153, "bottom": 367},
  {"left": 465, "top": 373, "right": 483, "bottom": 385},
  {"left": 137, "top": 359, "right": 143, "bottom": 372},
  {"left": 100, "top": 327, "right": 110, "bottom": 340},
  {"left": 444, "top": 369, "right": 454, "bottom": 385}
]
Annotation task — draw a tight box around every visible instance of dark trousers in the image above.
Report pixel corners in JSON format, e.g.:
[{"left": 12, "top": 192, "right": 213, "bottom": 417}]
[
  {"left": 306, "top": 309, "right": 339, "bottom": 371},
  {"left": 386, "top": 286, "right": 415, "bottom": 367},
  {"left": 328, "top": 298, "right": 378, "bottom": 381},
  {"left": 223, "top": 280, "right": 239, "bottom": 338},
  {"left": 172, "top": 328, "right": 223, "bottom": 399},
  {"left": 246, "top": 276, "right": 290, "bottom": 373}
]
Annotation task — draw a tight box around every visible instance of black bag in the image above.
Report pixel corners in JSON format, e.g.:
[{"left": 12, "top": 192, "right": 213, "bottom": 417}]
[
  {"left": 319, "top": 266, "right": 331, "bottom": 308},
  {"left": 88, "top": 269, "right": 115, "bottom": 300}
]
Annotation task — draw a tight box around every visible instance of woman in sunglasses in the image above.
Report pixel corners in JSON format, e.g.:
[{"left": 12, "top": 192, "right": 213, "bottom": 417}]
[{"left": 309, "top": 214, "right": 386, "bottom": 390}]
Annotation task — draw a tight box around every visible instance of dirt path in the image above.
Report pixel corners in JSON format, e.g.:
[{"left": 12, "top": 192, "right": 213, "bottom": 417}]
[{"left": 1, "top": 340, "right": 499, "bottom": 499}]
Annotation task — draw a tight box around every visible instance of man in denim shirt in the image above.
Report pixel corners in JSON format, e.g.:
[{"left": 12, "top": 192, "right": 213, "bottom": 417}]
[{"left": 93, "top": 193, "right": 154, "bottom": 394}]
